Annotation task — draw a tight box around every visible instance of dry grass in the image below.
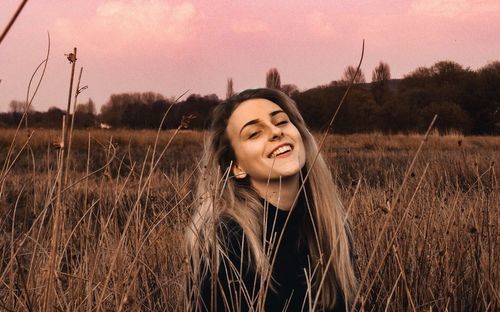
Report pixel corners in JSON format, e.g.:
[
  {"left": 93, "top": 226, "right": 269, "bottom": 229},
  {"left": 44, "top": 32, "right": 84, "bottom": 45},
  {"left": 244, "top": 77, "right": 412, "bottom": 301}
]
[{"left": 0, "top": 129, "right": 498, "bottom": 311}]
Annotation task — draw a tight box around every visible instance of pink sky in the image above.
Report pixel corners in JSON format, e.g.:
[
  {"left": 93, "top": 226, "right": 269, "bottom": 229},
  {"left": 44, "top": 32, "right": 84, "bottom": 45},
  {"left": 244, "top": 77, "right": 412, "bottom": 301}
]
[{"left": 1, "top": 0, "right": 499, "bottom": 112}]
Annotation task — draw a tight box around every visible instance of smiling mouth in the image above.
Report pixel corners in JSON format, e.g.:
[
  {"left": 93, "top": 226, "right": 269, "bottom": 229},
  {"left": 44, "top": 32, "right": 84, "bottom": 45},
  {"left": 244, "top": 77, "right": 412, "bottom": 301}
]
[{"left": 268, "top": 144, "right": 293, "bottom": 158}]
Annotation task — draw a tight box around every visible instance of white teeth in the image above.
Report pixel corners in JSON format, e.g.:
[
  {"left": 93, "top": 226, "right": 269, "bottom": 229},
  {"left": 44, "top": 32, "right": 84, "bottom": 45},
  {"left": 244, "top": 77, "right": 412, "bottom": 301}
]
[{"left": 271, "top": 145, "right": 292, "bottom": 158}]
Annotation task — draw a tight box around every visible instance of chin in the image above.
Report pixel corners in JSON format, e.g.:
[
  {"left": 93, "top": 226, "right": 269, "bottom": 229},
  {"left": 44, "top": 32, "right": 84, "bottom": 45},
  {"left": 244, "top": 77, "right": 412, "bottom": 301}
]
[
  {"left": 273, "top": 160, "right": 304, "bottom": 176},
  {"left": 271, "top": 167, "right": 302, "bottom": 179}
]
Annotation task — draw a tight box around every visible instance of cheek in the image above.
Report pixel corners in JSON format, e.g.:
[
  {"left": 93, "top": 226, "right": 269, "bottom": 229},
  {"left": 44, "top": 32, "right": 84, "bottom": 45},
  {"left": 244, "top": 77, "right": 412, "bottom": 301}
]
[
  {"left": 236, "top": 142, "right": 268, "bottom": 172},
  {"left": 296, "top": 135, "right": 306, "bottom": 163},
  {"left": 233, "top": 142, "right": 257, "bottom": 166}
]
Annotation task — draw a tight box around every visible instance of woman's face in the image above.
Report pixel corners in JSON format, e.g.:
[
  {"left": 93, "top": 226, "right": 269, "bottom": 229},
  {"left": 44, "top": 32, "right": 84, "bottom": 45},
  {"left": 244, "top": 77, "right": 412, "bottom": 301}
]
[{"left": 226, "top": 98, "right": 306, "bottom": 188}]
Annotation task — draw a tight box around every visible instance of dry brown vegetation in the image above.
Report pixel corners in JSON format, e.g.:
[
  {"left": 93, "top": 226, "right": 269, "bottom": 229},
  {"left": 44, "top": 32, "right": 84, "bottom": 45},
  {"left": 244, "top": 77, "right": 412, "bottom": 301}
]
[{"left": 0, "top": 128, "right": 498, "bottom": 311}]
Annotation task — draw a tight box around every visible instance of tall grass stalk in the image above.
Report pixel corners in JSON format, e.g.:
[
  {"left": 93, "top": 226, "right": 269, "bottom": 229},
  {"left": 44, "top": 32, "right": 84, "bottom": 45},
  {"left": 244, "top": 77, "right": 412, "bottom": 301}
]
[
  {"left": 65, "top": 66, "right": 86, "bottom": 184},
  {"left": 0, "top": 33, "right": 49, "bottom": 194},
  {"left": 0, "top": 0, "right": 29, "bottom": 45},
  {"left": 42, "top": 116, "right": 66, "bottom": 311}
]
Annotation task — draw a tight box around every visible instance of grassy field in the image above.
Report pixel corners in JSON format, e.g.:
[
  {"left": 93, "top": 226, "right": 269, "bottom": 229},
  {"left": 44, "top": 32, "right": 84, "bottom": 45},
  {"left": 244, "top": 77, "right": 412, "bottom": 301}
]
[{"left": 0, "top": 128, "right": 498, "bottom": 311}]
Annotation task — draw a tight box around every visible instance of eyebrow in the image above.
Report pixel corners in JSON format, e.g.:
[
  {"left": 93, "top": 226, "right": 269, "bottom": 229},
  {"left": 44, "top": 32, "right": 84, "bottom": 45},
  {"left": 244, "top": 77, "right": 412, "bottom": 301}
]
[{"left": 239, "top": 110, "right": 286, "bottom": 135}]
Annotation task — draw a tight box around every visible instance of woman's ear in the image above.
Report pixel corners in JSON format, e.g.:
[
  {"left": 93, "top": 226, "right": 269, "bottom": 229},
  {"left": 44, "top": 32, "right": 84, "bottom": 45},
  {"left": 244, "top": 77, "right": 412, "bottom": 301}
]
[{"left": 232, "top": 163, "right": 247, "bottom": 179}]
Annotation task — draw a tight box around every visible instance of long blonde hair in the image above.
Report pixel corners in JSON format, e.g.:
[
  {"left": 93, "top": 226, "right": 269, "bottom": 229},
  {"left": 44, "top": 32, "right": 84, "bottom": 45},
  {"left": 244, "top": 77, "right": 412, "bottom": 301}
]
[{"left": 186, "top": 88, "right": 357, "bottom": 310}]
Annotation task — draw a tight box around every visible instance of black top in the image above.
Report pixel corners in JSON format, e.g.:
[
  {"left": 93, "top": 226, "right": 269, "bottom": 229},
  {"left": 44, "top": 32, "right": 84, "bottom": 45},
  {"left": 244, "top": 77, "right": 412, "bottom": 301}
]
[{"left": 197, "top": 194, "right": 346, "bottom": 311}]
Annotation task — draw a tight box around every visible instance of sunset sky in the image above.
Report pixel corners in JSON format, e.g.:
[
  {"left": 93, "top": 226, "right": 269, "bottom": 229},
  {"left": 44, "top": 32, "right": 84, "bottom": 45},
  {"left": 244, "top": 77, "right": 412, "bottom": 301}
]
[{"left": 1, "top": 0, "right": 499, "bottom": 112}]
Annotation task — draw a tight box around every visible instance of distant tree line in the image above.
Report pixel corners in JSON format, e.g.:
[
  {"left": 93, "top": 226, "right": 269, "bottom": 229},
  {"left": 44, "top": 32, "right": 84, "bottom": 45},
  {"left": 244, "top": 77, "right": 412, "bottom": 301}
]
[
  {"left": 99, "top": 92, "right": 220, "bottom": 129},
  {"left": 1, "top": 60, "right": 498, "bottom": 134},
  {"left": 0, "top": 99, "right": 97, "bottom": 129},
  {"left": 294, "top": 60, "right": 499, "bottom": 134}
]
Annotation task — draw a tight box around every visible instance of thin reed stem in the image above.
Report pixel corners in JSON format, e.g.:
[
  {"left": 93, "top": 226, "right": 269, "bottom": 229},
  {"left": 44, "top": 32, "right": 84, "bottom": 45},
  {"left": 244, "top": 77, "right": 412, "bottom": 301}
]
[
  {"left": 42, "top": 116, "right": 66, "bottom": 312},
  {"left": 0, "top": 0, "right": 29, "bottom": 45},
  {"left": 65, "top": 66, "right": 85, "bottom": 184}
]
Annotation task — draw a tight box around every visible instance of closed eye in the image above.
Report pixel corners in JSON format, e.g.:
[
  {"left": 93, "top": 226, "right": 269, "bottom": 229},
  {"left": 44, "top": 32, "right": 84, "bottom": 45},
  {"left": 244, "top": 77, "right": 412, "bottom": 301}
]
[
  {"left": 276, "top": 120, "right": 288, "bottom": 126},
  {"left": 248, "top": 131, "right": 260, "bottom": 139}
]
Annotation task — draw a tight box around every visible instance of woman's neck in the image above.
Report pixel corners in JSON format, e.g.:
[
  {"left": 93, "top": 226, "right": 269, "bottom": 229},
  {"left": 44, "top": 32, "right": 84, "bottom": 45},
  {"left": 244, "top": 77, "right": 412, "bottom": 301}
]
[{"left": 252, "top": 175, "right": 300, "bottom": 211}]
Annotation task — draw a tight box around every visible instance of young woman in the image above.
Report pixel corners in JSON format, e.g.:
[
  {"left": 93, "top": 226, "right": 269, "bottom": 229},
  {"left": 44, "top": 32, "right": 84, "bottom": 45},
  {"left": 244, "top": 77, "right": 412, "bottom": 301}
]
[{"left": 186, "top": 88, "right": 357, "bottom": 311}]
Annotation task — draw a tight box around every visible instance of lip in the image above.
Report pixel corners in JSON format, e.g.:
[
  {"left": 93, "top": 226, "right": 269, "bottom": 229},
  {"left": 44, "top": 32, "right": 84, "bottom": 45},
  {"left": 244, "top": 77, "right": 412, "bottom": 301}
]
[{"left": 267, "top": 143, "right": 294, "bottom": 158}]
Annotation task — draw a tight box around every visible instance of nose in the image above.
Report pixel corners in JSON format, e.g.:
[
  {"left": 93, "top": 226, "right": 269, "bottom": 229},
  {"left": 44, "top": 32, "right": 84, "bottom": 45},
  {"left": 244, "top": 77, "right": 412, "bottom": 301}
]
[{"left": 268, "top": 124, "right": 283, "bottom": 141}]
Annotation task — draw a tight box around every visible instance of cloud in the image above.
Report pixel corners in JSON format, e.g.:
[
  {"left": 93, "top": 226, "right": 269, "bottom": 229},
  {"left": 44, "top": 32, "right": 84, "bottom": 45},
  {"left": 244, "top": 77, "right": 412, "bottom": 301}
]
[
  {"left": 307, "top": 11, "right": 335, "bottom": 37},
  {"left": 411, "top": 0, "right": 468, "bottom": 16},
  {"left": 53, "top": 0, "right": 197, "bottom": 54},
  {"left": 231, "top": 18, "right": 269, "bottom": 33}
]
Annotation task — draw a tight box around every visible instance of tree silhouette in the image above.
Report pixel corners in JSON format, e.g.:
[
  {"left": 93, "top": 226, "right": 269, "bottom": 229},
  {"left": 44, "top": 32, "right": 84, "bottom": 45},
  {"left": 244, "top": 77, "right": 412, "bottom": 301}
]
[
  {"left": 372, "top": 61, "right": 391, "bottom": 82},
  {"left": 9, "top": 100, "right": 25, "bottom": 113},
  {"left": 281, "top": 84, "right": 299, "bottom": 97},
  {"left": 226, "top": 78, "right": 234, "bottom": 99},
  {"left": 46, "top": 107, "right": 65, "bottom": 128},
  {"left": 371, "top": 61, "right": 391, "bottom": 105},
  {"left": 473, "top": 61, "right": 500, "bottom": 133},
  {"left": 75, "top": 98, "right": 96, "bottom": 115},
  {"left": 340, "top": 65, "right": 366, "bottom": 85},
  {"left": 266, "top": 68, "right": 281, "bottom": 89},
  {"left": 100, "top": 92, "right": 165, "bottom": 128},
  {"left": 9, "top": 100, "right": 33, "bottom": 114},
  {"left": 177, "top": 94, "right": 220, "bottom": 129},
  {"left": 430, "top": 61, "right": 466, "bottom": 82}
]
